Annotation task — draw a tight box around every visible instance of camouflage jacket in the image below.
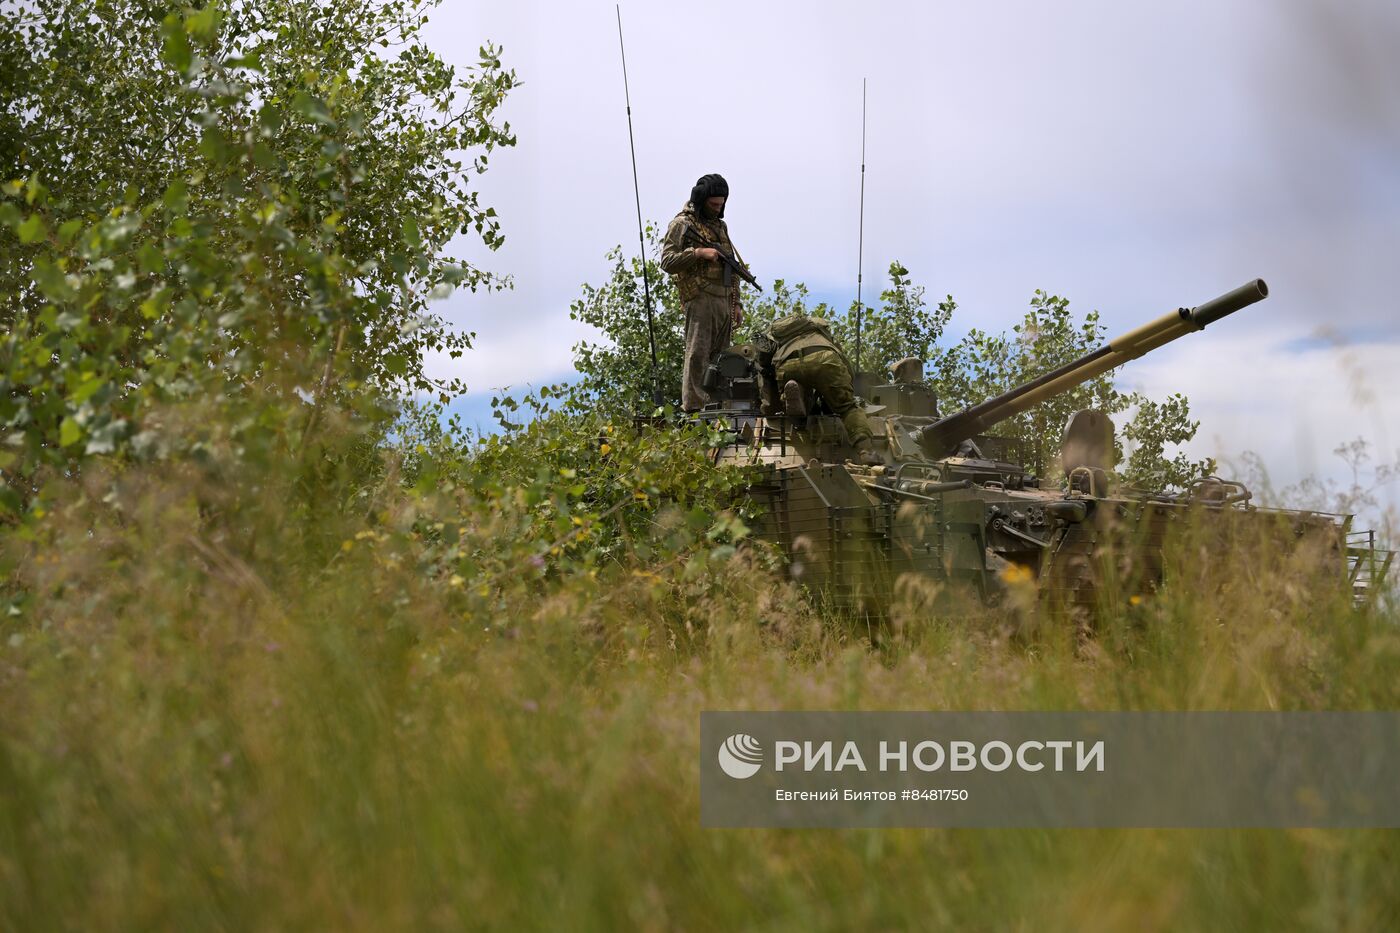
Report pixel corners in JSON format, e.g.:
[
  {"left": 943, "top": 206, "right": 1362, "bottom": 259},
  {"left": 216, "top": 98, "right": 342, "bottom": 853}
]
[{"left": 660, "top": 203, "right": 745, "bottom": 303}]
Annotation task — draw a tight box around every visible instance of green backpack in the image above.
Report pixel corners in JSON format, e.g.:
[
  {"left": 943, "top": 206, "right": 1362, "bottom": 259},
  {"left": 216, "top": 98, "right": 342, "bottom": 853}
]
[
  {"left": 763, "top": 314, "right": 851, "bottom": 371},
  {"left": 767, "top": 313, "right": 837, "bottom": 347}
]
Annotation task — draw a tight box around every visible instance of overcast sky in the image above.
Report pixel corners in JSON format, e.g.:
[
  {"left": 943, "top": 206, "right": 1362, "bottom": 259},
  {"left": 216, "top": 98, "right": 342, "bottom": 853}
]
[{"left": 424, "top": 0, "right": 1399, "bottom": 522}]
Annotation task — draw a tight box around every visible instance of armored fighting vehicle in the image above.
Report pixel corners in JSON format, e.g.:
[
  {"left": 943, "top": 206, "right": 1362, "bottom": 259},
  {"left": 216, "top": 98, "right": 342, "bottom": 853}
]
[{"left": 694, "top": 279, "right": 1393, "bottom": 614}]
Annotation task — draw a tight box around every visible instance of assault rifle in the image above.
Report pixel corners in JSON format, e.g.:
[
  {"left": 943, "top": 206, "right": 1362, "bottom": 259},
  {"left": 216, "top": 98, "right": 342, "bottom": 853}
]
[{"left": 683, "top": 226, "right": 762, "bottom": 291}]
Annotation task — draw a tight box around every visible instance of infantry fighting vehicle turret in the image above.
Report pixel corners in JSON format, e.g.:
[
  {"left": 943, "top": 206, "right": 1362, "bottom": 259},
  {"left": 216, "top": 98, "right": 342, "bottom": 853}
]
[{"left": 693, "top": 279, "right": 1393, "bottom": 613}]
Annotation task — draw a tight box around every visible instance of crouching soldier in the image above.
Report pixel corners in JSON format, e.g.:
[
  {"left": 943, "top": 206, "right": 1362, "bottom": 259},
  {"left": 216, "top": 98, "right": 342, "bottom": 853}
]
[{"left": 758, "top": 313, "right": 883, "bottom": 466}]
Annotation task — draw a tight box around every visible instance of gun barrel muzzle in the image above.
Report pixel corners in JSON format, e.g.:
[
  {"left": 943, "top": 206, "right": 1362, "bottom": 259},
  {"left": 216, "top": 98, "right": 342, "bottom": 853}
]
[{"left": 1189, "top": 278, "right": 1268, "bottom": 329}]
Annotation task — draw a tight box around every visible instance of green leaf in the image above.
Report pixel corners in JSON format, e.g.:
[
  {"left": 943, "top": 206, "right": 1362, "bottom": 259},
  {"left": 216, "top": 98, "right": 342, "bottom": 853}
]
[
  {"left": 137, "top": 244, "right": 163, "bottom": 275},
  {"left": 291, "top": 91, "right": 335, "bottom": 127},
  {"left": 32, "top": 257, "right": 75, "bottom": 302},
  {"left": 200, "top": 128, "right": 231, "bottom": 165},
  {"left": 185, "top": 6, "right": 223, "bottom": 44},
  {"left": 0, "top": 483, "right": 20, "bottom": 517},
  {"left": 256, "top": 104, "right": 283, "bottom": 132},
  {"left": 59, "top": 417, "right": 82, "bottom": 448},
  {"left": 383, "top": 354, "right": 407, "bottom": 376},
  {"left": 162, "top": 178, "right": 189, "bottom": 212},
  {"left": 69, "top": 373, "right": 106, "bottom": 405},
  {"left": 17, "top": 213, "right": 46, "bottom": 244},
  {"left": 250, "top": 142, "right": 277, "bottom": 170},
  {"left": 23, "top": 175, "right": 47, "bottom": 205},
  {"left": 161, "top": 15, "right": 193, "bottom": 72}
]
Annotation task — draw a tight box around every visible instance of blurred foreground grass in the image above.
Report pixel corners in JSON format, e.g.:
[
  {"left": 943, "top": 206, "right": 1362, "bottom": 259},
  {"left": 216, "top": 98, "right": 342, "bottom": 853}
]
[{"left": 1, "top": 442, "right": 1398, "bottom": 932}]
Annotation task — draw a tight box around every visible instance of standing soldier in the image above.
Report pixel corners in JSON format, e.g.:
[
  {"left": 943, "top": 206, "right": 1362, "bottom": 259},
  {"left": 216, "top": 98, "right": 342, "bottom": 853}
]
[{"left": 660, "top": 173, "right": 747, "bottom": 412}]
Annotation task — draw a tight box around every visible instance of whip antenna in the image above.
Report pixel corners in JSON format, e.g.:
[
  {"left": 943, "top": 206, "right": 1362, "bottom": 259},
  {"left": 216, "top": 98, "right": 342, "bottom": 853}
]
[
  {"left": 855, "top": 78, "right": 867, "bottom": 376},
  {"left": 616, "top": 5, "right": 662, "bottom": 406}
]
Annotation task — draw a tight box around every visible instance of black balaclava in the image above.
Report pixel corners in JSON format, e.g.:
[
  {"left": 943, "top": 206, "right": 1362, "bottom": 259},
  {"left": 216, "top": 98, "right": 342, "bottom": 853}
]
[{"left": 689, "top": 173, "right": 729, "bottom": 218}]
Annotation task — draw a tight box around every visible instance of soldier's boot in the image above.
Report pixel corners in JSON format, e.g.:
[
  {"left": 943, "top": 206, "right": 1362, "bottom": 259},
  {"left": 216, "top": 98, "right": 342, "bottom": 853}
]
[
  {"left": 855, "top": 438, "right": 883, "bottom": 466},
  {"left": 782, "top": 380, "right": 808, "bottom": 424}
]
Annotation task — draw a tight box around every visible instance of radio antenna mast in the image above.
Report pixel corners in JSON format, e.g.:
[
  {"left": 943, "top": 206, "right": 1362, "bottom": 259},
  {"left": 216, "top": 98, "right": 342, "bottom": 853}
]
[
  {"left": 854, "top": 78, "right": 867, "bottom": 376},
  {"left": 615, "top": 6, "right": 662, "bottom": 407}
]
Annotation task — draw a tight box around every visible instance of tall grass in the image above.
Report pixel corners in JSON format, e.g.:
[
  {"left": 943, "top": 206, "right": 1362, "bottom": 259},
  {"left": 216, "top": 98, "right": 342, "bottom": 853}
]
[{"left": 1, "top": 440, "right": 1397, "bottom": 931}]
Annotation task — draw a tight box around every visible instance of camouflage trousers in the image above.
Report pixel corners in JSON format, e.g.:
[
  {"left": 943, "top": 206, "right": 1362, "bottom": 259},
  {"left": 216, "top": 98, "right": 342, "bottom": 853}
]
[
  {"left": 682, "top": 292, "right": 733, "bottom": 412},
  {"left": 777, "top": 349, "right": 875, "bottom": 445}
]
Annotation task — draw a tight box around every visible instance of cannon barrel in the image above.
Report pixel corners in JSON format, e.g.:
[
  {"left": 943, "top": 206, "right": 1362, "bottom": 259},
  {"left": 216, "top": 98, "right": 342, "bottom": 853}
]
[{"left": 919, "top": 278, "right": 1268, "bottom": 456}]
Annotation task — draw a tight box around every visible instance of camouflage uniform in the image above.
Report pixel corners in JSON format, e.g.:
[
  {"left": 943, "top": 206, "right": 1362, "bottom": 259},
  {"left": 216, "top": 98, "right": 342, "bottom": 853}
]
[
  {"left": 660, "top": 203, "right": 744, "bottom": 412},
  {"left": 768, "top": 315, "right": 875, "bottom": 447}
]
